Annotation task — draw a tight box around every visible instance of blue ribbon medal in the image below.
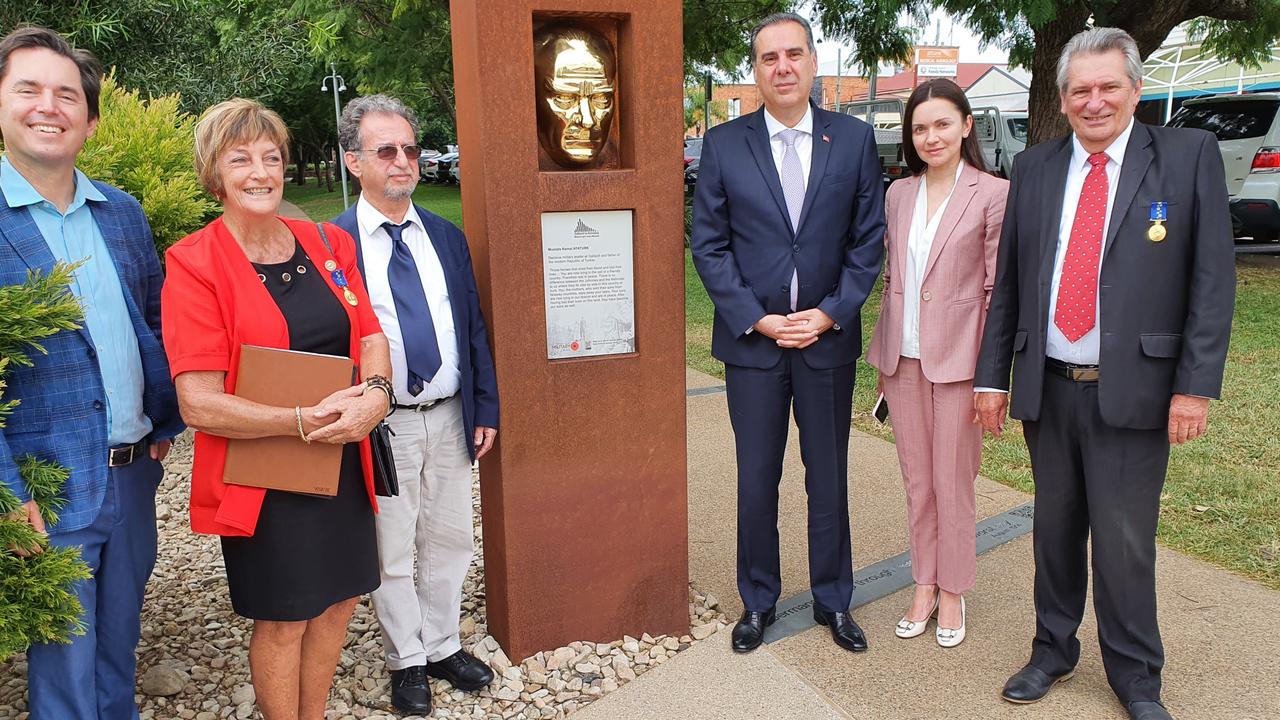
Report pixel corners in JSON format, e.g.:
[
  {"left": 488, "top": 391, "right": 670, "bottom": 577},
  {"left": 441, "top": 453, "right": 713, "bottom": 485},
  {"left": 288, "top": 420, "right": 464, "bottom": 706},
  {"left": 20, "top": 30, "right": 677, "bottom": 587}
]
[
  {"left": 324, "top": 259, "right": 359, "bottom": 305},
  {"left": 1147, "top": 202, "right": 1167, "bottom": 242}
]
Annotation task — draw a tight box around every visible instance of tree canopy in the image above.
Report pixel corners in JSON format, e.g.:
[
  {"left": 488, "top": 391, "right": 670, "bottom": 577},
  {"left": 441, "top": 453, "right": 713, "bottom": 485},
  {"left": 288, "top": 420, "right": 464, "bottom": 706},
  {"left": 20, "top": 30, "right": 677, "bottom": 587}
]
[{"left": 809, "top": 0, "right": 1280, "bottom": 143}]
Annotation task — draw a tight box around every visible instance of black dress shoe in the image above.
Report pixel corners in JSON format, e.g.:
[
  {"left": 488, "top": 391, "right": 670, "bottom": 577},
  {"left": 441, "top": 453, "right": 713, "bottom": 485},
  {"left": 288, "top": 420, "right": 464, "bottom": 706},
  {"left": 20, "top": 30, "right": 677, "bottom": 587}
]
[
  {"left": 1128, "top": 701, "right": 1174, "bottom": 720},
  {"left": 812, "top": 607, "right": 868, "bottom": 652},
  {"left": 389, "top": 665, "right": 432, "bottom": 714},
  {"left": 731, "top": 606, "right": 776, "bottom": 653},
  {"left": 1000, "top": 663, "right": 1075, "bottom": 704},
  {"left": 424, "top": 649, "right": 495, "bottom": 692}
]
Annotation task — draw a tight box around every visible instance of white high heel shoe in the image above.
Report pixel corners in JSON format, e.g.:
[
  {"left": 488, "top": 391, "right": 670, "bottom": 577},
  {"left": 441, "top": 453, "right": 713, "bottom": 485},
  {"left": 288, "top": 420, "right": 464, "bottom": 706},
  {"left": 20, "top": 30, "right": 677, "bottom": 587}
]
[
  {"left": 936, "top": 596, "right": 966, "bottom": 648},
  {"left": 895, "top": 593, "right": 939, "bottom": 638}
]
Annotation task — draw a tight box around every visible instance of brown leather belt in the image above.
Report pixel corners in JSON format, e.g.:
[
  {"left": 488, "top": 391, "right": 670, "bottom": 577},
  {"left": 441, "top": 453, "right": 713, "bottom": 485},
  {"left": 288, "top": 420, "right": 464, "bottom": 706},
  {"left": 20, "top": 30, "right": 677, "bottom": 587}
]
[
  {"left": 108, "top": 439, "right": 149, "bottom": 468},
  {"left": 1046, "top": 358, "right": 1099, "bottom": 383}
]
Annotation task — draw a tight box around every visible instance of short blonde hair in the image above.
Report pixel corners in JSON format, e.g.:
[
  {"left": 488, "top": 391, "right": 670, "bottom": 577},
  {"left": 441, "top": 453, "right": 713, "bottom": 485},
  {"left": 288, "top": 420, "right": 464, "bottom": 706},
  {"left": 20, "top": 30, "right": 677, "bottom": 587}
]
[{"left": 193, "top": 98, "right": 291, "bottom": 197}]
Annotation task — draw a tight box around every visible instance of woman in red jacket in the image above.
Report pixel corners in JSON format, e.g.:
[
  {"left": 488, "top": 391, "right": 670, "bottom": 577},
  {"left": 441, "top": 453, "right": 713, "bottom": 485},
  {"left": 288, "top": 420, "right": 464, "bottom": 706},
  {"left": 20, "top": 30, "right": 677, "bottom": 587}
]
[{"left": 161, "top": 98, "right": 391, "bottom": 719}]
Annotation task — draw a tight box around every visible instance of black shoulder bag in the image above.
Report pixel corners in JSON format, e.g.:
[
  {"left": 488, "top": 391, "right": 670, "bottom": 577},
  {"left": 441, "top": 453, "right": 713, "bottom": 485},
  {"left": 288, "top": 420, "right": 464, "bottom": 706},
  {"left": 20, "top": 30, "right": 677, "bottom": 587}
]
[{"left": 315, "top": 222, "right": 400, "bottom": 497}]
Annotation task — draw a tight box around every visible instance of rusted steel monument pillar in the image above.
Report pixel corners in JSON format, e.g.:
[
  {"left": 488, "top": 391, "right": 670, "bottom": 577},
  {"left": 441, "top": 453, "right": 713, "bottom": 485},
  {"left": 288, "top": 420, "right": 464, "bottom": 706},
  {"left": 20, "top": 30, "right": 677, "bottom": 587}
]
[{"left": 451, "top": 0, "right": 688, "bottom": 660}]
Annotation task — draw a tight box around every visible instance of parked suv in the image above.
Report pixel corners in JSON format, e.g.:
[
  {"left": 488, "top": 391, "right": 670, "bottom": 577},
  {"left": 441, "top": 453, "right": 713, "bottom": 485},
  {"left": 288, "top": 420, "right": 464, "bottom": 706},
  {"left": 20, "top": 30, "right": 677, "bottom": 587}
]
[{"left": 1168, "top": 93, "right": 1280, "bottom": 242}]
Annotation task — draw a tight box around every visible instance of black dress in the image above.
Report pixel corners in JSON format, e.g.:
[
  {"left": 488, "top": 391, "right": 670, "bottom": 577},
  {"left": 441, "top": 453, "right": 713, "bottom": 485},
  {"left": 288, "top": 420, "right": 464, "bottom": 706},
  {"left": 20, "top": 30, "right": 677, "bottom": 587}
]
[{"left": 220, "top": 242, "right": 380, "bottom": 621}]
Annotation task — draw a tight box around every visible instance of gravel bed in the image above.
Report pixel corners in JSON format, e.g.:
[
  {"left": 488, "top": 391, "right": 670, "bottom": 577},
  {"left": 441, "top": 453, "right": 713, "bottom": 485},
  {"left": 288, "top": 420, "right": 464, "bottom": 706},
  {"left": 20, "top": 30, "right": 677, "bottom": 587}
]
[{"left": 0, "top": 433, "right": 726, "bottom": 719}]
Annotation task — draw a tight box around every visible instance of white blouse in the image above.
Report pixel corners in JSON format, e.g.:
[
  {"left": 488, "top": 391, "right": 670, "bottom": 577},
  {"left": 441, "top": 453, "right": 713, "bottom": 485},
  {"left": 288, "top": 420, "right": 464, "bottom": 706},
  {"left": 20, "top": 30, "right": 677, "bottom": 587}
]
[{"left": 900, "top": 161, "right": 964, "bottom": 358}]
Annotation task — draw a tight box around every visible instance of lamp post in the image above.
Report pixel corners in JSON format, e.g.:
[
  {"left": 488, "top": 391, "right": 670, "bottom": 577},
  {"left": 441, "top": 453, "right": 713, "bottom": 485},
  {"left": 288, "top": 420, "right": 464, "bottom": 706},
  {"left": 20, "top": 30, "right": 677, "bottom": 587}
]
[{"left": 321, "top": 62, "right": 350, "bottom": 209}]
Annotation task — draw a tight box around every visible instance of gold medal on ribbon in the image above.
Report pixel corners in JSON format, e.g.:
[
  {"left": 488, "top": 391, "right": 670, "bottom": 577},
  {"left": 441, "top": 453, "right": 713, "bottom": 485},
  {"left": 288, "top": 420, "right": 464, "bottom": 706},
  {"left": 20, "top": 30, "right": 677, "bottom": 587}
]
[
  {"left": 1147, "top": 201, "right": 1168, "bottom": 242},
  {"left": 324, "top": 260, "right": 338, "bottom": 272},
  {"left": 344, "top": 288, "right": 359, "bottom": 306}
]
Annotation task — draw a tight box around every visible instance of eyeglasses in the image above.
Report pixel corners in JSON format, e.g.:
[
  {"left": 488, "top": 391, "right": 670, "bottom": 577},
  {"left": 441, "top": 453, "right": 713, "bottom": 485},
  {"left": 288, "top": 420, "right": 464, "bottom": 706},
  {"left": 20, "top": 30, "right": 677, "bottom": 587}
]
[{"left": 359, "top": 144, "right": 423, "bottom": 161}]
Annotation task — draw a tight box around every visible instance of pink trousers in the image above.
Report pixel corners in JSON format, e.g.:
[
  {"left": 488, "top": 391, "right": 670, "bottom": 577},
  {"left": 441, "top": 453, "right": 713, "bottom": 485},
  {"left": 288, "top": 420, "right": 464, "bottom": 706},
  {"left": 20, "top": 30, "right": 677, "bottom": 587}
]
[{"left": 882, "top": 358, "right": 981, "bottom": 595}]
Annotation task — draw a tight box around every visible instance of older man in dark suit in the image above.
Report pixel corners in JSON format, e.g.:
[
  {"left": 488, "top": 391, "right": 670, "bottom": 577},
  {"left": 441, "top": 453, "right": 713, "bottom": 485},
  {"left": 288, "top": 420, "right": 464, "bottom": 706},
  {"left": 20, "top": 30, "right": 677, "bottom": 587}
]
[
  {"left": 690, "top": 12, "right": 884, "bottom": 655},
  {"left": 974, "top": 27, "right": 1235, "bottom": 720}
]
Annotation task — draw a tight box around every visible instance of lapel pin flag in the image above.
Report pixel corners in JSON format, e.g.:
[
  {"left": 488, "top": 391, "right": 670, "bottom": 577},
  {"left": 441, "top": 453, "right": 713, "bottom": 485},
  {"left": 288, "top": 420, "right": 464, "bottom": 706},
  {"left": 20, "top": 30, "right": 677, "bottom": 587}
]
[{"left": 822, "top": 134, "right": 831, "bottom": 143}]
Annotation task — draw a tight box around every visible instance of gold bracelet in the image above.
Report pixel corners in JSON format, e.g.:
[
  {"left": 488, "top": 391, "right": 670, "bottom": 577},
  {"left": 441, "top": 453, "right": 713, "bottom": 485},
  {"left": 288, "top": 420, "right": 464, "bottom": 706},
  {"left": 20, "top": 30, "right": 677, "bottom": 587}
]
[{"left": 295, "top": 406, "right": 310, "bottom": 444}]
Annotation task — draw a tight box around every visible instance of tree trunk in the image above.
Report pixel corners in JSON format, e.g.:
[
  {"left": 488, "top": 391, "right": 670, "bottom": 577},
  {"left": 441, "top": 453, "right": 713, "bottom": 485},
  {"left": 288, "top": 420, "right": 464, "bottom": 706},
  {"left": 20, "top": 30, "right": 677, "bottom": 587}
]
[
  {"left": 1027, "top": 1, "right": 1211, "bottom": 147},
  {"left": 293, "top": 143, "right": 307, "bottom": 185},
  {"left": 1028, "top": 6, "right": 1092, "bottom": 147}
]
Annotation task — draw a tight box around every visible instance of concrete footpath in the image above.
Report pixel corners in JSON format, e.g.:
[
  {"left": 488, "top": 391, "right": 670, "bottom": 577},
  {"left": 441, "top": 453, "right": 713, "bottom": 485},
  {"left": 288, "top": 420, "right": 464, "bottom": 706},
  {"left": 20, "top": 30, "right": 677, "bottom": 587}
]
[{"left": 576, "top": 368, "right": 1280, "bottom": 720}]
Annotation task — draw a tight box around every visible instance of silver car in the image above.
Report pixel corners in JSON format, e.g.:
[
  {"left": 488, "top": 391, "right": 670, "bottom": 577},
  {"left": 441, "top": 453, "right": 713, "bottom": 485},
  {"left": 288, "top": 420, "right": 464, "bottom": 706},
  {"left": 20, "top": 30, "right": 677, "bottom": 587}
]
[{"left": 1168, "top": 93, "right": 1280, "bottom": 242}]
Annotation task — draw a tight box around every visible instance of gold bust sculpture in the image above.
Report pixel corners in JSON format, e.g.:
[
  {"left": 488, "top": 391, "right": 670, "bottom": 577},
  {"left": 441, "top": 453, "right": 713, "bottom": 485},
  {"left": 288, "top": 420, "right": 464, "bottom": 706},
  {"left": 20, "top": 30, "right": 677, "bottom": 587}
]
[{"left": 533, "top": 24, "right": 617, "bottom": 168}]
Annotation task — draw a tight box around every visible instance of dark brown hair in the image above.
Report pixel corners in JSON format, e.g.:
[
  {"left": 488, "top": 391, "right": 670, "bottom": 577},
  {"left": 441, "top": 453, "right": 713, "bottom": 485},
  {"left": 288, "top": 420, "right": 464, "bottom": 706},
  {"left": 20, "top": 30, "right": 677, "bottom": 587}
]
[
  {"left": 0, "top": 26, "right": 102, "bottom": 121},
  {"left": 901, "top": 78, "right": 989, "bottom": 176}
]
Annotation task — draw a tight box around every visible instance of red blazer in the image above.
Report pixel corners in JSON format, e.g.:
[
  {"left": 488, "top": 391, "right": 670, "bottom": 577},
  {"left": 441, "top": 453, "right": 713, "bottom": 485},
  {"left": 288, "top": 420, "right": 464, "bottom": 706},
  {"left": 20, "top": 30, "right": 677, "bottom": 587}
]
[
  {"left": 161, "top": 216, "right": 384, "bottom": 537},
  {"left": 867, "top": 164, "right": 1008, "bottom": 383}
]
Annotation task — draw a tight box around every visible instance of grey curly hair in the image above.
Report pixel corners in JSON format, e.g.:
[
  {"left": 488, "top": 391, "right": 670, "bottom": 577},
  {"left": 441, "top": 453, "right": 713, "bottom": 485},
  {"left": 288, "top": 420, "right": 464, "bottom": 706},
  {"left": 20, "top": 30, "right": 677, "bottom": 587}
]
[{"left": 337, "top": 93, "right": 420, "bottom": 153}]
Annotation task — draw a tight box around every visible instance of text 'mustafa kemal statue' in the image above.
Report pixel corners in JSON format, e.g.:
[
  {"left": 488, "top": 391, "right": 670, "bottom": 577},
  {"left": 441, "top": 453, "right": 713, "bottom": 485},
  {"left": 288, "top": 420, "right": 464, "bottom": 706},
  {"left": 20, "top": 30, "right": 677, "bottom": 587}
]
[{"left": 534, "top": 23, "right": 616, "bottom": 168}]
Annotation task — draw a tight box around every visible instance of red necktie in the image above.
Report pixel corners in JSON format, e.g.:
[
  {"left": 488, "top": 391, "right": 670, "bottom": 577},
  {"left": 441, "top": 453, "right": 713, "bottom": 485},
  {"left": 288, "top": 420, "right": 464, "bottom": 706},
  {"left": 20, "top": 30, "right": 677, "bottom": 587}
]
[{"left": 1054, "top": 152, "right": 1109, "bottom": 343}]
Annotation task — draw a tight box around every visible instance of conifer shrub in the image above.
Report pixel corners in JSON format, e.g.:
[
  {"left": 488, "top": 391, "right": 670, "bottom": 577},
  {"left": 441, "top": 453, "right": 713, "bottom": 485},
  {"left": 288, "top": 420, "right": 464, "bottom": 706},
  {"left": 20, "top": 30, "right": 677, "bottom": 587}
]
[
  {"left": 77, "top": 74, "right": 214, "bottom": 252},
  {"left": 0, "top": 264, "right": 93, "bottom": 659}
]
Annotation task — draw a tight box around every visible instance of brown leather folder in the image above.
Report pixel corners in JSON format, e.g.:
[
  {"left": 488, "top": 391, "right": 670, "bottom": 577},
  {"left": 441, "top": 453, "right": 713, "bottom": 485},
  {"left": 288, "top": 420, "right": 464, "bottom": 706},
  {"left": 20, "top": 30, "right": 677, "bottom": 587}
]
[{"left": 222, "top": 345, "right": 355, "bottom": 497}]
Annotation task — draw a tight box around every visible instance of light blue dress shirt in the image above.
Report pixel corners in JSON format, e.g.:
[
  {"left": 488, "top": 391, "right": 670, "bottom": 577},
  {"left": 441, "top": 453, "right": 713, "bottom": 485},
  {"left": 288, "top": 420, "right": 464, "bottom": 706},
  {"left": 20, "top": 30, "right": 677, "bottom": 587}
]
[{"left": 0, "top": 156, "right": 152, "bottom": 445}]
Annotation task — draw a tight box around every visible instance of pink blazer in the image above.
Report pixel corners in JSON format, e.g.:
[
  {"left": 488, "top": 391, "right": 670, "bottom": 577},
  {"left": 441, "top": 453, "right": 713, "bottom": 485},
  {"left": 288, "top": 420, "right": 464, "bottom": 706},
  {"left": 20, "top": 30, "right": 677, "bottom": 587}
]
[{"left": 867, "top": 163, "right": 1008, "bottom": 384}]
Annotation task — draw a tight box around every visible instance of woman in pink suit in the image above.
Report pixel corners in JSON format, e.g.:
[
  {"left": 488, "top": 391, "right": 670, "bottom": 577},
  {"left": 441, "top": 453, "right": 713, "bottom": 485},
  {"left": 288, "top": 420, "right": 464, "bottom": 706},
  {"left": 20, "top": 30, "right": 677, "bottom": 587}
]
[{"left": 866, "top": 78, "right": 1008, "bottom": 648}]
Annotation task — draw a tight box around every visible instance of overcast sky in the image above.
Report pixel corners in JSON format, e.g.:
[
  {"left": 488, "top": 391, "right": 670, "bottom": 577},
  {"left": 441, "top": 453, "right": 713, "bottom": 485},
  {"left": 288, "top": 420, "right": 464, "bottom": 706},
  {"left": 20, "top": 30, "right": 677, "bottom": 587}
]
[{"left": 813, "top": 10, "right": 1011, "bottom": 76}]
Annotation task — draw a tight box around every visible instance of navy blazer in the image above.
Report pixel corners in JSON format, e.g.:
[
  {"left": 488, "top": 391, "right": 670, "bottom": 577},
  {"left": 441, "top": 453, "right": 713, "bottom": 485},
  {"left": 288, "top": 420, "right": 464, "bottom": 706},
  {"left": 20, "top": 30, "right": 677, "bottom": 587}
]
[
  {"left": 690, "top": 102, "right": 886, "bottom": 370},
  {"left": 0, "top": 182, "right": 182, "bottom": 533},
  {"left": 333, "top": 203, "right": 499, "bottom": 459}
]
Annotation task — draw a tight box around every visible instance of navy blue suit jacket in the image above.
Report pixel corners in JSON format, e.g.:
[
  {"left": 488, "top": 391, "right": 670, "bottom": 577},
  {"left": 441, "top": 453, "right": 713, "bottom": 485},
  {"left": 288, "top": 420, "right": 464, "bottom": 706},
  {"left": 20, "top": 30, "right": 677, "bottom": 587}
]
[
  {"left": 0, "top": 182, "right": 182, "bottom": 533},
  {"left": 333, "top": 204, "right": 499, "bottom": 459},
  {"left": 690, "top": 102, "right": 885, "bottom": 369}
]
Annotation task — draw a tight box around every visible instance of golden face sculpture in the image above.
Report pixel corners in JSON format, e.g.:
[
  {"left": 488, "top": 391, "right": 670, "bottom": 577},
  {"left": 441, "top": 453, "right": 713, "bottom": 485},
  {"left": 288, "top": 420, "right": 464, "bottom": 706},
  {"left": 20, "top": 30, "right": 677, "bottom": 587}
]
[{"left": 534, "top": 24, "right": 617, "bottom": 167}]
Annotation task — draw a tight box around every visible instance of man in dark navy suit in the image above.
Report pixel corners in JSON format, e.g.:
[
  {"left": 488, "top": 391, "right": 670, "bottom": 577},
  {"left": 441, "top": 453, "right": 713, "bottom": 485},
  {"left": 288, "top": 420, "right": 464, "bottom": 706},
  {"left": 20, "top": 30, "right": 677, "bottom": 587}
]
[
  {"left": 334, "top": 94, "right": 499, "bottom": 715},
  {"left": 690, "top": 12, "right": 884, "bottom": 654}
]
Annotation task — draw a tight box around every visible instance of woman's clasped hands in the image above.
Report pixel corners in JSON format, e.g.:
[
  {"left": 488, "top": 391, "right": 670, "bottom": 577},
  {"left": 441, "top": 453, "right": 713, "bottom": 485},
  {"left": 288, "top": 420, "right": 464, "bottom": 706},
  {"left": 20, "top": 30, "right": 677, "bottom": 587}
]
[{"left": 304, "top": 384, "right": 388, "bottom": 444}]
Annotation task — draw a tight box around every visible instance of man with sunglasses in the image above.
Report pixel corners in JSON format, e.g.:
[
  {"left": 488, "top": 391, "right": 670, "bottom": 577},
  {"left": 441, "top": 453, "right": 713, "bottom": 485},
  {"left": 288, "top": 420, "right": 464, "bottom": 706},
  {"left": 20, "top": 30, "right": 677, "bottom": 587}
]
[{"left": 335, "top": 94, "right": 500, "bottom": 715}]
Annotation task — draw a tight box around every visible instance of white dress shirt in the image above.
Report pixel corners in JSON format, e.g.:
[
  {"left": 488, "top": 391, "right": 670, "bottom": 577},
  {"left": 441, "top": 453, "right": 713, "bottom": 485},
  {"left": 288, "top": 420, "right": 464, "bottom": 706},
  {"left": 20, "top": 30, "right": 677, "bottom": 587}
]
[
  {"left": 355, "top": 195, "right": 460, "bottom": 403},
  {"left": 1045, "top": 119, "right": 1134, "bottom": 365},
  {"left": 763, "top": 105, "right": 814, "bottom": 188},
  {"left": 900, "top": 161, "right": 964, "bottom": 358},
  {"left": 763, "top": 105, "right": 813, "bottom": 321},
  {"left": 975, "top": 120, "right": 1135, "bottom": 395}
]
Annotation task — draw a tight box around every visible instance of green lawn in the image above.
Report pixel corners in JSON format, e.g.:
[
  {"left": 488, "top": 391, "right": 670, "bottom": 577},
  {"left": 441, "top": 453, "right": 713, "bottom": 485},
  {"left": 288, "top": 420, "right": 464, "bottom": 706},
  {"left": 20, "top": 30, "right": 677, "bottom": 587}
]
[
  {"left": 687, "top": 251, "right": 1280, "bottom": 590},
  {"left": 282, "top": 177, "right": 463, "bottom": 226},
  {"left": 289, "top": 175, "right": 1278, "bottom": 589}
]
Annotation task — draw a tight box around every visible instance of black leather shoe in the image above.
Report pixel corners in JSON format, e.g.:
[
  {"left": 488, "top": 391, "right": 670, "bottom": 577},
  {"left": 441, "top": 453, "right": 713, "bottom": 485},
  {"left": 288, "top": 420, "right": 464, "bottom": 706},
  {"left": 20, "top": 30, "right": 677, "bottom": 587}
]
[
  {"left": 389, "top": 665, "right": 431, "bottom": 714},
  {"left": 731, "top": 606, "right": 776, "bottom": 653},
  {"left": 812, "top": 607, "right": 868, "bottom": 652},
  {"left": 1000, "top": 663, "right": 1075, "bottom": 704},
  {"left": 424, "top": 649, "right": 494, "bottom": 692},
  {"left": 1128, "top": 701, "right": 1174, "bottom": 720}
]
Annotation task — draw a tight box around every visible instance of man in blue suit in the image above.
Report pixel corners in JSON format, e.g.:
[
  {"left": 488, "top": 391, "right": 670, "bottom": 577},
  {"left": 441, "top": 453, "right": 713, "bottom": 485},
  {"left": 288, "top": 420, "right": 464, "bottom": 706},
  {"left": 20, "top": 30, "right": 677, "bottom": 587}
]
[
  {"left": 0, "top": 27, "right": 181, "bottom": 718},
  {"left": 334, "top": 95, "right": 499, "bottom": 715},
  {"left": 691, "top": 12, "right": 884, "bottom": 654}
]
